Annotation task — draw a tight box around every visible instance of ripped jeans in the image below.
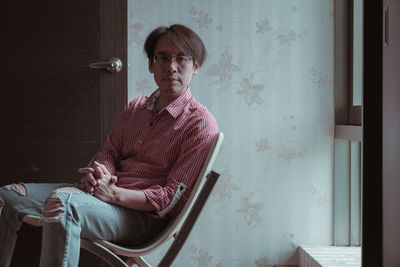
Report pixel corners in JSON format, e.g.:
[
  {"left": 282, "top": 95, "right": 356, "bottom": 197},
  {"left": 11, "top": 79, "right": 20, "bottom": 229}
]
[{"left": 0, "top": 183, "right": 167, "bottom": 267}]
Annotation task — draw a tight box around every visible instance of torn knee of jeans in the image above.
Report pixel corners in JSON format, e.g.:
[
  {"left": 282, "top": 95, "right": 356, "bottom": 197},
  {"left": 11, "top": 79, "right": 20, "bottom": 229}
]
[
  {"left": 42, "top": 197, "right": 65, "bottom": 222},
  {"left": 4, "top": 183, "right": 27, "bottom": 196}
]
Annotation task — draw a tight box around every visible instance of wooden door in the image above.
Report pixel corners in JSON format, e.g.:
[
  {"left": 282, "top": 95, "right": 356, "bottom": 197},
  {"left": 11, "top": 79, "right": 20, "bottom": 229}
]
[
  {"left": 383, "top": 1, "right": 400, "bottom": 266},
  {"left": 0, "top": 0, "right": 127, "bottom": 266}
]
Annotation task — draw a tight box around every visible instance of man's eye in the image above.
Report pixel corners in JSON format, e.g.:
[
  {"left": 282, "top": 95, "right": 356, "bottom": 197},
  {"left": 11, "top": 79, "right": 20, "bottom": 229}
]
[{"left": 176, "top": 56, "right": 185, "bottom": 62}]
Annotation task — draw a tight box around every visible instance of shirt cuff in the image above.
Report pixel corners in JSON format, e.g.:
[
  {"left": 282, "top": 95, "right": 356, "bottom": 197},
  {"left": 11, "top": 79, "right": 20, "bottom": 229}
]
[{"left": 157, "top": 183, "right": 186, "bottom": 217}]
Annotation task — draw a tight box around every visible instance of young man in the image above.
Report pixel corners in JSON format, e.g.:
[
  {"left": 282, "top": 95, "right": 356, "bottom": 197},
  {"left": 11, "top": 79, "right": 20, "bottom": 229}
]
[{"left": 0, "top": 24, "right": 218, "bottom": 267}]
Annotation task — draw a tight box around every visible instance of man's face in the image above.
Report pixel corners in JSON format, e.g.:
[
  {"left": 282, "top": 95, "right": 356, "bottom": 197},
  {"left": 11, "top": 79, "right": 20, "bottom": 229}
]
[{"left": 149, "top": 36, "right": 199, "bottom": 98}]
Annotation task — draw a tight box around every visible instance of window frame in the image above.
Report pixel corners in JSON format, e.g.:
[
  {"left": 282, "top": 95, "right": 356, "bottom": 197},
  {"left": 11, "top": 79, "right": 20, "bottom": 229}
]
[{"left": 333, "top": 0, "right": 363, "bottom": 247}]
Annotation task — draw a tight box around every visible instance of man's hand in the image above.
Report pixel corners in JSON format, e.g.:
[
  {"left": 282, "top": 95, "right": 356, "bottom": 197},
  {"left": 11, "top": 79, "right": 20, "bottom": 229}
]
[
  {"left": 78, "top": 166, "right": 97, "bottom": 194},
  {"left": 78, "top": 161, "right": 117, "bottom": 195},
  {"left": 90, "top": 163, "right": 118, "bottom": 203},
  {"left": 78, "top": 162, "right": 153, "bottom": 210}
]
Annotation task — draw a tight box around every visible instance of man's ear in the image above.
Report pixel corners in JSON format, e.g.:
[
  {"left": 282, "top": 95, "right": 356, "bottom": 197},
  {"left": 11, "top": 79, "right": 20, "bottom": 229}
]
[
  {"left": 148, "top": 59, "right": 154, "bottom": 73},
  {"left": 193, "top": 62, "right": 199, "bottom": 75}
]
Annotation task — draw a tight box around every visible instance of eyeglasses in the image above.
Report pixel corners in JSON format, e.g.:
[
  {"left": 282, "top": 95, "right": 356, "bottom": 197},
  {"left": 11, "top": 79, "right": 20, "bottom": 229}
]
[{"left": 152, "top": 55, "right": 193, "bottom": 66}]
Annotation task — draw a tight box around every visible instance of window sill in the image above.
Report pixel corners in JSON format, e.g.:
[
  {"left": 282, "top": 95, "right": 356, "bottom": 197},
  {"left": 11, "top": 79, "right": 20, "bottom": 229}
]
[{"left": 298, "top": 245, "right": 361, "bottom": 267}]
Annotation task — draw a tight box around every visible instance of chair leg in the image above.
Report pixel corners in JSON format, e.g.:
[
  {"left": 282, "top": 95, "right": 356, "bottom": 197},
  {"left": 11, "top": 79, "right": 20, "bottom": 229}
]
[
  {"left": 129, "top": 256, "right": 152, "bottom": 267},
  {"left": 81, "top": 239, "right": 128, "bottom": 267},
  {"left": 157, "top": 171, "right": 220, "bottom": 267}
]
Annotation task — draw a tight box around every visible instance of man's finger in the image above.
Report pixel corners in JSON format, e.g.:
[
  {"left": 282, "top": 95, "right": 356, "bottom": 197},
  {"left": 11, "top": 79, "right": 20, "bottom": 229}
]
[
  {"left": 78, "top": 182, "right": 85, "bottom": 190},
  {"left": 78, "top": 167, "right": 95, "bottom": 174},
  {"left": 80, "top": 173, "right": 97, "bottom": 186},
  {"left": 85, "top": 182, "right": 94, "bottom": 194},
  {"left": 94, "top": 161, "right": 110, "bottom": 175},
  {"left": 94, "top": 166, "right": 104, "bottom": 179},
  {"left": 99, "top": 164, "right": 111, "bottom": 175}
]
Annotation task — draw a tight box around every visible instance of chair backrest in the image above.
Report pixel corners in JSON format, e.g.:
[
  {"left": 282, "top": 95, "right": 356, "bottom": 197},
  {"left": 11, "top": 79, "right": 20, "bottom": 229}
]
[{"left": 98, "top": 132, "right": 224, "bottom": 256}]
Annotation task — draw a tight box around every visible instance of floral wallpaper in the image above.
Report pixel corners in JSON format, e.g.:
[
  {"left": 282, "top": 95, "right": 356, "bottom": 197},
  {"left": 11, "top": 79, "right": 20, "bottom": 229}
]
[{"left": 127, "top": 0, "right": 334, "bottom": 266}]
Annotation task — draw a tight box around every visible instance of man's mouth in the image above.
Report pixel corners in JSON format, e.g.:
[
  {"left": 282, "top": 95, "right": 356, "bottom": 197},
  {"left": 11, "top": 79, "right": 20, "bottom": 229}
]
[{"left": 163, "top": 76, "right": 179, "bottom": 81}]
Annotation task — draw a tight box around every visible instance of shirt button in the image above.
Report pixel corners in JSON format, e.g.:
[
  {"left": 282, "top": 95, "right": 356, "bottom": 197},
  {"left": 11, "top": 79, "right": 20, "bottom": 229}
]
[{"left": 138, "top": 140, "right": 143, "bottom": 144}]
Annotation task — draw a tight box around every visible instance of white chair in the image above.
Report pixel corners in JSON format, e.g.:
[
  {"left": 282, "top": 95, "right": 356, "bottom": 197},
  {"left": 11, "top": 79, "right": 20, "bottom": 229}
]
[{"left": 23, "top": 132, "right": 224, "bottom": 267}]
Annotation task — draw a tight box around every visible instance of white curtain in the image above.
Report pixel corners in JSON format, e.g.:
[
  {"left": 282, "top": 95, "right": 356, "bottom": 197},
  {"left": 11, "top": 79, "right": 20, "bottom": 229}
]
[{"left": 127, "top": 0, "right": 334, "bottom": 265}]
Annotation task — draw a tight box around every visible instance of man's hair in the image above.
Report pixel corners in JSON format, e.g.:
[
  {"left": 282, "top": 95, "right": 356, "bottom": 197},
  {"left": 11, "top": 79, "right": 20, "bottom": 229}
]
[{"left": 144, "top": 24, "right": 207, "bottom": 67}]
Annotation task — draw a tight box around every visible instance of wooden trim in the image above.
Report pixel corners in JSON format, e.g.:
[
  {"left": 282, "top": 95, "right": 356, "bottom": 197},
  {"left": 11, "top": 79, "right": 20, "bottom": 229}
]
[
  {"left": 335, "top": 0, "right": 363, "bottom": 126},
  {"left": 362, "top": 0, "right": 383, "bottom": 266},
  {"left": 334, "top": 139, "right": 351, "bottom": 246},
  {"left": 350, "top": 105, "right": 362, "bottom": 125},
  {"left": 99, "top": 0, "right": 128, "bottom": 147},
  {"left": 334, "top": 0, "right": 351, "bottom": 124},
  {"left": 349, "top": 0, "right": 354, "bottom": 120},
  {"left": 335, "top": 125, "right": 363, "bottom": 142}
]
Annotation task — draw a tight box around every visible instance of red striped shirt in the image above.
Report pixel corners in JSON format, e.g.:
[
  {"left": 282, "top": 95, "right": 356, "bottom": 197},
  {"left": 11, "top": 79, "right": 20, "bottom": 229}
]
[{"left": 94, "top": 88, "right": 218, "bottom": 217}]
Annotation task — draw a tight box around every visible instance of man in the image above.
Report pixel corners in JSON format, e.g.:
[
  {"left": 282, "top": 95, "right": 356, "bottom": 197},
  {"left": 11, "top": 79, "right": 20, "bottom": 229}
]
[{"left": 0, "top": 24, "right": 218, "bottom": 267}]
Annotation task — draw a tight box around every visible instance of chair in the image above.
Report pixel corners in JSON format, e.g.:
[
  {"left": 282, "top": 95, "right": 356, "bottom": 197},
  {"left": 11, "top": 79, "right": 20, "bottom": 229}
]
[{"left": 23, "top": 132, "right": 224, "bottom": 267}]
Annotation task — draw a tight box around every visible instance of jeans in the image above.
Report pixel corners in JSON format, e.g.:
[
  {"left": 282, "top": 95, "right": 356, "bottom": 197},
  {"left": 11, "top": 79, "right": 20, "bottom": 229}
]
[{"left": 0, "top": 183, "right": 167, "bottom": 267}]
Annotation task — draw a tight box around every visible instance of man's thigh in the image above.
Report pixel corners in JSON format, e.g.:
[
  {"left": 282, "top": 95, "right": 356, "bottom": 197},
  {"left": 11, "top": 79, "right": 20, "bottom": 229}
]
[
  {"left": 0, "top": 182, "right": 72, "bottom": 217},
  {"left": 43, "top": 186, "right": 166, "bottom": 245}
]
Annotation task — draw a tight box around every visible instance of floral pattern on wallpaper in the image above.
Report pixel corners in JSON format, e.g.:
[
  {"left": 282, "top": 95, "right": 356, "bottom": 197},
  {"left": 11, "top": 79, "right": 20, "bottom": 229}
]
[
  {"left": 128, "top": 18, "right": 145, "bottom": 46},
  {"left": 206, "top": 48, "right": 240, "bottom": 83},
  {"left": 190, "top": 6, "right": 213, "bottom": 29},
  {"left": 236, "top": 74, "right": 265, "bottom": 107},
  {"left": 256, "top": 20, "right": 273, "bottom": 34},
  {"left": 236, "top": 194, "right": 264, "bottom": 225},
  {"left": 189, "top": 245, "right": 213, "bottom": 267},
  {"left": 213, "top": 167, "right": 240, "bottom": 202},
  {"left": 310, "top": 67, "right": 332, "bottom": 89},
  {"left": 310, "top": 185, "right": 331, "bottom": 206},
  {"left": 135, "top": 78, "right": 152, "bottom": 92},
  {"left": 189, "top": 245, "right": 274, "bottom": 267},
  {"left": 255, "top": 138, "right": 272, "bottom": 153},
  {"left": 127, "top": 0, "right": 334, "bottom": 266},
  {"left": 255, "top": 18, "right": 308, "bottom": 44},
  {"left": 255, "top": 136, "right": 308, "bottom": 163}
]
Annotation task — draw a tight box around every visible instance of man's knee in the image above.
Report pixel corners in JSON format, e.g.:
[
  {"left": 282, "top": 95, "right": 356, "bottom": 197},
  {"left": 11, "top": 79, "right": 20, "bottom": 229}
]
[
  {"left": 42, "top": 197, "right": 65, "bottom": 222},
  {"left": 0, "top": 183, "right": 27, "bottom": 216},
  {"left": 42, "top": 187, "right": 82, "bottom": 222},
  {"left": 2, "top": 183, "right": 27, "bottom": 196}
]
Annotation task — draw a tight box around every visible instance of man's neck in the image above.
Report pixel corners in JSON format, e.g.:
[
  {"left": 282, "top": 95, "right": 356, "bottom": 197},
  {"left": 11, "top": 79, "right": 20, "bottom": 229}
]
[{"left": 154, "top": 87, "right": 187, "bottom": 112}]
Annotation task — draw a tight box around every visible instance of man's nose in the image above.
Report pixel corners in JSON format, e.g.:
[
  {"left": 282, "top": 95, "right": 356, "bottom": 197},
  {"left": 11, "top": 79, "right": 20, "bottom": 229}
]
[{"left": 163, "top": 59, "right": 179, "bottom": 71}]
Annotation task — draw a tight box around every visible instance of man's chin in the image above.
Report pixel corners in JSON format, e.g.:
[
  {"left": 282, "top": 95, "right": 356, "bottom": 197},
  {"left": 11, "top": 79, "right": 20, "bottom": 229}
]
[{"left": 160, "top": 87, "right": 187, "bottom": 96}]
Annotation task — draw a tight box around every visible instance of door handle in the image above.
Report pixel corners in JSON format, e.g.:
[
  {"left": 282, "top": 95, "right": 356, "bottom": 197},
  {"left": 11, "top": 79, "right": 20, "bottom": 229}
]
[
  {"left": 384, "top": 6, "right": 389, "bottom": 47},
  {"left": 89, "top": 57, "right": 123, "bottom": 73}
]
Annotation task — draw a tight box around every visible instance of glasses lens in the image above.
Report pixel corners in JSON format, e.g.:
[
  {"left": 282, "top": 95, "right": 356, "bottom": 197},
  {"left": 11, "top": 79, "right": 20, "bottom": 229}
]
[{"left": 154, "top": 55, "right": 191, "bottom": 66}]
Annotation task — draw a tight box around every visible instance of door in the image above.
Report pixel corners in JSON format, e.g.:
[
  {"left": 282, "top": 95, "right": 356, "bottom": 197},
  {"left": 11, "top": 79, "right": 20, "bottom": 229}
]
[
  {"left": 383, "top": 1, "right": 400, "bottom": 266},
  {"left": 0, "top": 0, "right": 127, "bottom": 266}
]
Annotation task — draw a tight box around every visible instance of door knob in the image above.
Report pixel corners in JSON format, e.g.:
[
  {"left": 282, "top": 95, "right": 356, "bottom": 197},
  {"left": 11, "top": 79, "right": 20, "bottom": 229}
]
[{"left": 89, "top": 57, "right": 122, "bottom": 73}]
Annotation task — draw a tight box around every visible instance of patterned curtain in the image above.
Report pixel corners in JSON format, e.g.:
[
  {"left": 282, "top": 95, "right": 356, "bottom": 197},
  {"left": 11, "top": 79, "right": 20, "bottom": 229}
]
[{"left": 127, "top": 0, "right": 334, "bottom": 266}]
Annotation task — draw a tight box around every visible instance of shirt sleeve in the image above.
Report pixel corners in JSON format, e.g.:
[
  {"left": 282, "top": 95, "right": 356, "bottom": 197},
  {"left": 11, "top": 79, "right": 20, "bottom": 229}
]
[
  {"left": 142, "top": 110, "right": 218, "bottom": 217},
  {"left": 92, "top": 99, "right": 138, "bottom": 174}
]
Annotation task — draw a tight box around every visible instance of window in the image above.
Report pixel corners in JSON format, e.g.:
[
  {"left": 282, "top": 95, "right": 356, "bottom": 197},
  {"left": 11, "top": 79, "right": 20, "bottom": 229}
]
[{"left": 333, "top": 0, "right": 363, "bottom": 246}]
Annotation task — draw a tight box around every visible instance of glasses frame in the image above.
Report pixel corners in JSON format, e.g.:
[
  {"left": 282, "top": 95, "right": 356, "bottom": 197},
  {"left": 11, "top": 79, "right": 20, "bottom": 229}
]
[{"left": 152, "top": 55, "right": 193, "bottom": 66}]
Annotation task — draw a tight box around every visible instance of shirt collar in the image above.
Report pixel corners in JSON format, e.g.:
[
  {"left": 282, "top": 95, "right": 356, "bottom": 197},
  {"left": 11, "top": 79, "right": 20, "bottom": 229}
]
[
  {"left": 146, "top": 90, "right": 160, "bottom": 111},
  {"left": 145, "top": 87, "right": 193, "bottom": 119}
]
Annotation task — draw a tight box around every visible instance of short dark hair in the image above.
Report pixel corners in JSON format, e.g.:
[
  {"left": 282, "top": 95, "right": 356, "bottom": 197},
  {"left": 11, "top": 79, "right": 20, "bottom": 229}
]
[{"left": 144, "top": 24, "right": 207, "bottom": 67}]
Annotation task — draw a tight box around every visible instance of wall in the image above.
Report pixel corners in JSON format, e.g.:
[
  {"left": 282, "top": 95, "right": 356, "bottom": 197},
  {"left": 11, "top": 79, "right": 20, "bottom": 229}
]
[{"left": 127, "top": 0, "right": 334, "bottom": 265}]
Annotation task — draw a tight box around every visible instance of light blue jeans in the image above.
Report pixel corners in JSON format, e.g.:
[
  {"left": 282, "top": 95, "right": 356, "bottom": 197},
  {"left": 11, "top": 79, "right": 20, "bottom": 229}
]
[{"left": 0, "top": 183, "right": 167, "bottom": 267}]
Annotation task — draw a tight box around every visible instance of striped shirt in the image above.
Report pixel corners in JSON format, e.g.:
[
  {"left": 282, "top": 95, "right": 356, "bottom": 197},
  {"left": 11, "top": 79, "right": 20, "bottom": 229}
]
[{"left": 94, "top": 88, "right": 218, "bottom": 217}]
